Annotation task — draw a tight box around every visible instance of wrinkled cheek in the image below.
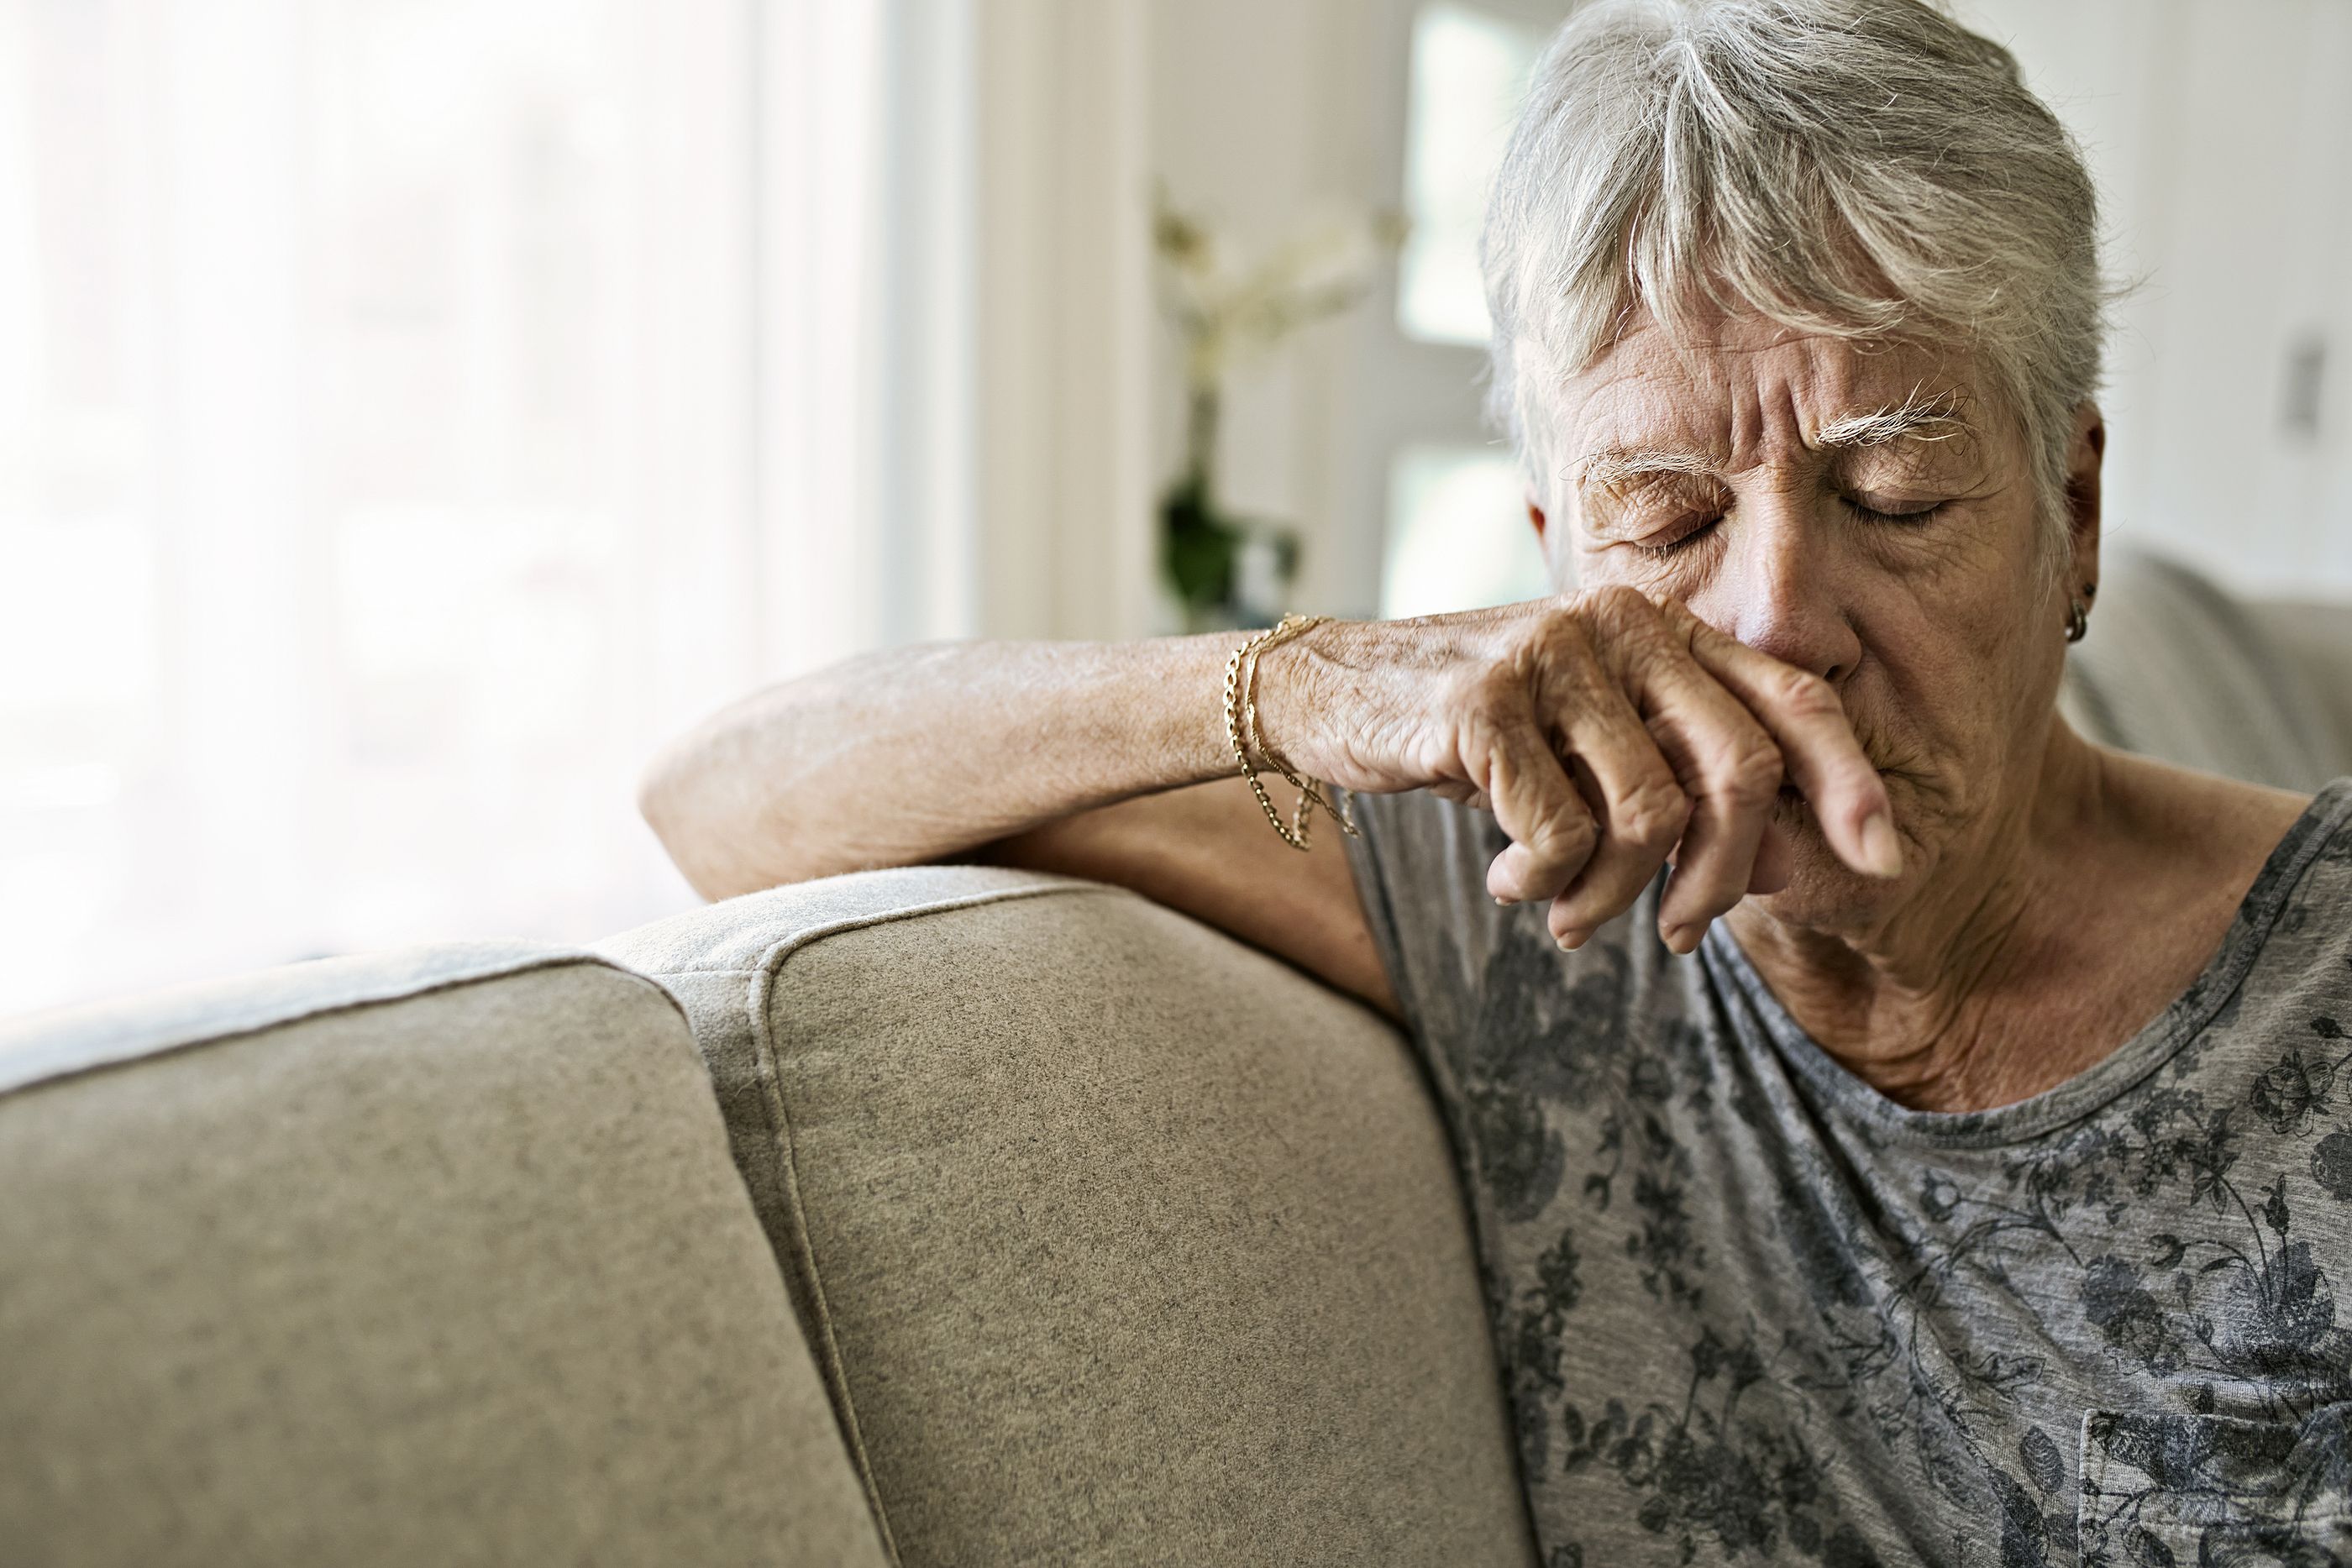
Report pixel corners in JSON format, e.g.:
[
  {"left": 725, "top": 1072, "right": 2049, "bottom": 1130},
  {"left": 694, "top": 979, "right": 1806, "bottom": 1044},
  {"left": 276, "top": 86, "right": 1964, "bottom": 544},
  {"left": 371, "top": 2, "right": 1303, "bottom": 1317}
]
[{"left": 1893, "top": 663, "right": 2038, "bottom": 800}]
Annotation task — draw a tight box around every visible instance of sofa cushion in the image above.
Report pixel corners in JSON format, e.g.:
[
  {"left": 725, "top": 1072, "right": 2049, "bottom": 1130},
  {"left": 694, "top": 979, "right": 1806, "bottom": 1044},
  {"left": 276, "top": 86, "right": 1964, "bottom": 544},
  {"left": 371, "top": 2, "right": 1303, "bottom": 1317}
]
[
  {"left": 599, "top": 868, "right": 1539, "bottom": 1568},
  {"left": 0, "top": 943, "right": 889, "bottom": 1568},
  {"left": 2059, "top": 546, "right": 2352, "bottom": 790},
  {"left": 2258, "top": 597, "right": 2352, "bottom": 779}
]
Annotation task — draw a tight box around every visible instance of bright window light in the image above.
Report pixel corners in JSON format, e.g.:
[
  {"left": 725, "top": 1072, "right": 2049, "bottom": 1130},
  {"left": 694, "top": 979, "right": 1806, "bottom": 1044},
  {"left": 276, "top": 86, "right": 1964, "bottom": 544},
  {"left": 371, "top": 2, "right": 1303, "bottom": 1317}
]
[
  {"left": 0, "top": 0, "right": 911, "bottom": 1018},
  {"left": 1380, "top": 444, "right": 1555, "bottom": 620},
  {"left": 1396, "top": 2, "right": 1548, "bottom": 347}
]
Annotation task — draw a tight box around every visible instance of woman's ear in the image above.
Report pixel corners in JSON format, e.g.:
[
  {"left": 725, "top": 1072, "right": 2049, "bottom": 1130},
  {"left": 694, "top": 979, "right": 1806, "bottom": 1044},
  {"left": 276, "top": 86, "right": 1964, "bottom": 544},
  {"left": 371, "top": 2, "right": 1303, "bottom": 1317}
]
[
  {"left": 1528, "top": 494, "right": 1578, "bottom": 595},
  {"left": 2066, "top": 400, "right": 2105, "bottom": 593}
]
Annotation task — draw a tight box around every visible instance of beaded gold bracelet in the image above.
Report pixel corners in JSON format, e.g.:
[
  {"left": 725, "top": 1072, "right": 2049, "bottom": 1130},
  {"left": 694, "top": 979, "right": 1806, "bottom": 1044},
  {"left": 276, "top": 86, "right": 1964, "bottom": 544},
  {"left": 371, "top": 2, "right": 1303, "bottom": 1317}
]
[{"left": 1221, "top": 613, "right": 1361, "bottom": 851}]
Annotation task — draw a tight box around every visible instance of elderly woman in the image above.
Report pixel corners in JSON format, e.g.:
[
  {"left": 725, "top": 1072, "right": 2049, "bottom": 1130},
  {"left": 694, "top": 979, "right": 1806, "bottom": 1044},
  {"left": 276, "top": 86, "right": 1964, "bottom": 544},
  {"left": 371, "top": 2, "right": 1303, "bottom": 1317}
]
[{"left": 644, "top": 1, "right": 2352, "bottom": 1561}]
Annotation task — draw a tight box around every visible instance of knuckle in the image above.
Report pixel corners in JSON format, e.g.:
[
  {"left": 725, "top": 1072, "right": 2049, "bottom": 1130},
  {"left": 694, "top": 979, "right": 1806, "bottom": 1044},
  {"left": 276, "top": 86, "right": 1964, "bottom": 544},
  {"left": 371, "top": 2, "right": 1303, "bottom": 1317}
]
[
  {"left": 1711, "top": 732, "right": 1787, "bottom": 807},
  {"left": 1651, "top": 596, "right": 1718, "bottom": 657},
  {"left": 1522, "top": 603, "right": 1595, "bottom": 667},
  {"left": 1524, "top": 810, "right": 1598, "bottom": 861},
  {"left": 1649, "top": 591, "right": 1698, "bottom": 628},
  {"left": 1770, "top": 668, "right": 1841, "bottom": 720},
  {"left": 1456, "top": 666, "right": 1525, "bottom": 735},
  {"left": 1609, "top": 773, "right": 1693, "bottom": 851},
  {"left": 1513, "top": 628, "right": 1605, "bottom": 726},
  {"left": 1574, "top": 582, "right": 1660, "bottom": 640}
]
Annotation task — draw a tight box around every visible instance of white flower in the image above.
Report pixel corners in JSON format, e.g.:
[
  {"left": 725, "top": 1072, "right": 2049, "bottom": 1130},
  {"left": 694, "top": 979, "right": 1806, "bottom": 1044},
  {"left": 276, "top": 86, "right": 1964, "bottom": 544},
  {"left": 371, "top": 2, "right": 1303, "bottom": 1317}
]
[{"left": 1153, "top": 191, "right": 1408, "bottom": 395}]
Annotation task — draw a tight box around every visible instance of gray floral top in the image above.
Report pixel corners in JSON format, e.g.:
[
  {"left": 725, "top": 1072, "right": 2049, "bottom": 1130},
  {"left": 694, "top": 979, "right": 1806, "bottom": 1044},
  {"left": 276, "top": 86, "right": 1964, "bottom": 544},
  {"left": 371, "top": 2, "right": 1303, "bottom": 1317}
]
[{"left": 1335, "top": 778, "right": 2352, "bottom": 1567}]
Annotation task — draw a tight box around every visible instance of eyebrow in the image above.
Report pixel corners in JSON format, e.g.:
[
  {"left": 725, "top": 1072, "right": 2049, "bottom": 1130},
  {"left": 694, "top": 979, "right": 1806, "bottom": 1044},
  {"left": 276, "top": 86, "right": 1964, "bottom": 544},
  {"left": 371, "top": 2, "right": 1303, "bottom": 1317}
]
[
  {"left": 1570, "top": 446, "right": 1722, "bottom": 491},
  {"left": 1813, "top": 387, "right": 1971, "bottom": 450},
  {"left": 1569, "top": 388, "right": 1975, "bottom": 490}
]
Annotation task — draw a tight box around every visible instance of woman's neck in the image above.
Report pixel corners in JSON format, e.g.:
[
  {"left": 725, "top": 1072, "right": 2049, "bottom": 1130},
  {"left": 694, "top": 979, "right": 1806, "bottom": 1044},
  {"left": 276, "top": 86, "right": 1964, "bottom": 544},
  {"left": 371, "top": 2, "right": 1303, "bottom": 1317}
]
[
  {"left": 1724, "top": 725, "right": 2122, "bottom": 1110},
  {"left": 1725, "top": 732, "right": 2315, "bottom": 1113}
]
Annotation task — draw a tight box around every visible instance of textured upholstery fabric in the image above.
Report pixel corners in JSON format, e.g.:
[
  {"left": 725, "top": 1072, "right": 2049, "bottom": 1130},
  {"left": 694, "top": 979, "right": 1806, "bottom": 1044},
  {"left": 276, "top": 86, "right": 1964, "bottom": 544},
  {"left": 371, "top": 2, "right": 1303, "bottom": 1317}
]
[
  {"left": 0, "top": 946, "right": 889, "bottom": 1568},
  {"left": 2059, "top": 546, "right": 2352, "bottom": 789},
  {"left": 598, "top": 869, "right": 1540, "bottom": 1568},
  {"left": 2260, "top": 598, "right": 2352, "bottom": 777}
]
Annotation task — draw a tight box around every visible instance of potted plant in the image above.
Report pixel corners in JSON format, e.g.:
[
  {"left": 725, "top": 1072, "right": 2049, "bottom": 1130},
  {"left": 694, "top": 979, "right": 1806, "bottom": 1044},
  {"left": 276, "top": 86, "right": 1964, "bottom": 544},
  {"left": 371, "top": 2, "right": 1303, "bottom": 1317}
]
[{"left": 1153, "top": 191, "right": 1407, "bottom": 631}]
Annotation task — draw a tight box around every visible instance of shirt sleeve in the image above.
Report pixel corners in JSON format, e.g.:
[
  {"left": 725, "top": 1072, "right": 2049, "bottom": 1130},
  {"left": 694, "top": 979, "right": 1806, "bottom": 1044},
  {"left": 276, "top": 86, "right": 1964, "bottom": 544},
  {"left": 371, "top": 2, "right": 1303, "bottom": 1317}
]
[{"left": 1330, "top": 783, "right": 1513, "bottom": 1062}]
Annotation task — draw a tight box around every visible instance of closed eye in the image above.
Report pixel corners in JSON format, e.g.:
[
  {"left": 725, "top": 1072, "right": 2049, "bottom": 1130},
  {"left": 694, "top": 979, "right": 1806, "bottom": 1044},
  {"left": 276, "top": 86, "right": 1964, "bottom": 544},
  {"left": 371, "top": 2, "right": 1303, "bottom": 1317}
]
[
  {"left": 1633, "top": 516, "right": 1723, "bottom": 557},
  {"left": 1845, "top": 495, "right": 1945, "bottom": 524}
]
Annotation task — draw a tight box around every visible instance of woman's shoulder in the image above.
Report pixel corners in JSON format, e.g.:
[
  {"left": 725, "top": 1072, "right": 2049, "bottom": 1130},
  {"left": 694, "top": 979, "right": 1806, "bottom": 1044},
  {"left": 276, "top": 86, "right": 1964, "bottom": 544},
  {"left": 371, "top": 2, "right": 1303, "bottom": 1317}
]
[
  {"left": 2105, "top": 773, "right": 2352, "bottom": 1099},
  {"left": 2119, "top": 753, "right": 2322, "bottom": 850},
  {"left": 2205, "top": 772, "right": 2352, "bottom": 992},
  {"left": 2260, "top": 775, "right": 2352, "bottom": 931},
  {"left": 2099, "top": 752, "right": 2335, "bottom": 897},
  {"left": 2071, "top": 759, "right": 2346, "bottom": 1025}
]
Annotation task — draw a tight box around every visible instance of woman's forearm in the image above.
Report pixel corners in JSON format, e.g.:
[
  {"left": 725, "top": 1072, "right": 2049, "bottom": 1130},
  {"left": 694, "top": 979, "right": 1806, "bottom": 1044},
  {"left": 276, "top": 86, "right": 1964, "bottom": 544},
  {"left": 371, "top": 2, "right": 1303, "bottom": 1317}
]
[{"left": 638, "top": 634, "right": 1249, "bottom": 899}]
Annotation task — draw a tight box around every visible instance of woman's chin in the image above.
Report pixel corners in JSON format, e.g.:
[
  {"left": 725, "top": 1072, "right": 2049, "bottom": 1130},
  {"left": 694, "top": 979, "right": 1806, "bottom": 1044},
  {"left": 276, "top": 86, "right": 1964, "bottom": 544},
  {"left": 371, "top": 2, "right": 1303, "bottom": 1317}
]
[{"left": 1742, "top": 811, "right": 1910, "bottom": 931}]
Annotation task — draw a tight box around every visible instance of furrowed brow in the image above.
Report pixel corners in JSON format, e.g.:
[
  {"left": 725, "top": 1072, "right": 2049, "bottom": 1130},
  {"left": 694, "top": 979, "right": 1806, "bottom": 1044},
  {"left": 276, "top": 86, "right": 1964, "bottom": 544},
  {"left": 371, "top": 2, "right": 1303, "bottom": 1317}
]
[{"left": 1571, "top": 389, "right": 1977, "bottom": 491}]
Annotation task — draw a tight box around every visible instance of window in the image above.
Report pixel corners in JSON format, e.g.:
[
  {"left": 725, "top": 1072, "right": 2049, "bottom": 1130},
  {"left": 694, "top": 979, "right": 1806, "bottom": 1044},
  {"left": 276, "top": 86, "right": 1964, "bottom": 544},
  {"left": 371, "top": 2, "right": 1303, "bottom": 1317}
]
[
  {"left": 1395, "top": 0, "right": 1548, "bottom": 349},
  {"left": 1381, "top": 443, "right": 1551, "bottom": 621},
  {"left": 0, "top": 0, "right": 936, "bottom": 1015},
  {"left": 1372, "top": 1, "right": 1557, "bottom": 621}
]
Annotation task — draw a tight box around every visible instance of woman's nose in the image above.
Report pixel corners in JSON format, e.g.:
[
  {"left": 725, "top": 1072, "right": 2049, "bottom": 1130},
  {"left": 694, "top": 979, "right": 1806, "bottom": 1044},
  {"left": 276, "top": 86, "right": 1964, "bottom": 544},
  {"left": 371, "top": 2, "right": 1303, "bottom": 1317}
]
[{"left": 1714, "top": 508, "right": 1865, "bottom": 685}]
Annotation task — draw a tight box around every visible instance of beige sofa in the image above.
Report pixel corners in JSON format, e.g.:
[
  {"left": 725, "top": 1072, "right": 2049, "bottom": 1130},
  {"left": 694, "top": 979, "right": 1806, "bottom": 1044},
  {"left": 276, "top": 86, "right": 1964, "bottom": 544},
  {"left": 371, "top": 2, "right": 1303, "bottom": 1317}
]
[{"left": 4, "top": 549, "right": 2348, "bottom": 1567}]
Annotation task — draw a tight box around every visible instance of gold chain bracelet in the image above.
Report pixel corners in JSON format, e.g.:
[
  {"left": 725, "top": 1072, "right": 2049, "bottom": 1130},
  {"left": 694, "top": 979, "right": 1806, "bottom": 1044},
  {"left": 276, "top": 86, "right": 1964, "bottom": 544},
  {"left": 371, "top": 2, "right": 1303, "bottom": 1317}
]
[{"left": 1221, "top": 613, "right": 1361, "bottom": 851}]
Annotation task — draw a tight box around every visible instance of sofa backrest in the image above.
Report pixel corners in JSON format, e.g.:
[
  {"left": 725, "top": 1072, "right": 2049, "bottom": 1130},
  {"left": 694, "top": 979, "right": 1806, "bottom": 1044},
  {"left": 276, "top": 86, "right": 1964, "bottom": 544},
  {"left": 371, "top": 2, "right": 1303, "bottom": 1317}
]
[
  {"left": 598, "top": 868, "right": 1540, "bottom": 1568},
  {"left": 2060, "top": 546, "right": 2352, "bottom": 789},
  {"left": 0, "top": 944, "right": 889, "bottom": 1568}
]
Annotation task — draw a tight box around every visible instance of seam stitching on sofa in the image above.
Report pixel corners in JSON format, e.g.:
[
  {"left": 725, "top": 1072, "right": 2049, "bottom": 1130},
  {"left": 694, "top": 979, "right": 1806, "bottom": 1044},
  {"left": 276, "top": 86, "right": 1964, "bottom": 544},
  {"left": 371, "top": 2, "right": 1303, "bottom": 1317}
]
[
  {"left": 0, "top": 954, "right": 690, "bottom": 1102},
  {"left": 641, "top": 876, "right": 1127, "bottom": 974},
  {"left": 729, "top": 878, "right": 1121, "bottom": 1565},
  {"left": 742, "top": 952, "right": 906, "bottom": 1567}
]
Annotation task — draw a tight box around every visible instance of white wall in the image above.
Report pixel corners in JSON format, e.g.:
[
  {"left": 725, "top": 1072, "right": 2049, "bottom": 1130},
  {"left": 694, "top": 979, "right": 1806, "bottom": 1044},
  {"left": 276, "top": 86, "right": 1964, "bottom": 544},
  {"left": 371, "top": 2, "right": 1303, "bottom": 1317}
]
[
  {"left": 1958, "top": 0, "right": 2352, "bottom": 598},
  {"left": 974, "top": 0, "right": 1158, "bottom": 642}
]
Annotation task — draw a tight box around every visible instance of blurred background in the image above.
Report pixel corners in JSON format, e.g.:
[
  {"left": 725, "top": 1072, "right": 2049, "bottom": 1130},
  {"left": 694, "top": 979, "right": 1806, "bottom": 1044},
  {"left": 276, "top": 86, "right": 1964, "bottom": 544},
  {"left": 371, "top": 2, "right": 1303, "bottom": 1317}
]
[{"left": 3, "top": 0, "right": 2348, "bottom": 1015}]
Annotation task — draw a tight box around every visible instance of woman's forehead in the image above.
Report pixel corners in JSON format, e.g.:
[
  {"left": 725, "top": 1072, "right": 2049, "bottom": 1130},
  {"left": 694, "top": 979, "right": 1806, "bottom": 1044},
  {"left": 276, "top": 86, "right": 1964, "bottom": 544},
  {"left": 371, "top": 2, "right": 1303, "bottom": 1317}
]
[{"left": 1555, "top": 320, "right": 1991, "bottom": 471}]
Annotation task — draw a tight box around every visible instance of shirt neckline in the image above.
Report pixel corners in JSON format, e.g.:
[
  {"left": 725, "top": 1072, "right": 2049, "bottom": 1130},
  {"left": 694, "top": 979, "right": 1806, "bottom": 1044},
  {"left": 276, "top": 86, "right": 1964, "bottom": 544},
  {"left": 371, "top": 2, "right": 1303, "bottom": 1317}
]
[{"left": 1698, "top": 776, "right": 2352, "bottom": 1149}]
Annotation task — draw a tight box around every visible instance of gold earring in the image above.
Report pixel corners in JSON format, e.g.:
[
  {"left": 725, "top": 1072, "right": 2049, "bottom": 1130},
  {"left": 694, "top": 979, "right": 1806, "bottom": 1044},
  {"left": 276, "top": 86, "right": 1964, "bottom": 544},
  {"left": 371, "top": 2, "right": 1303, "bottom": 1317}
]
[{"left": 2065, "top": 596, "right": 2090, "bottom": 643}]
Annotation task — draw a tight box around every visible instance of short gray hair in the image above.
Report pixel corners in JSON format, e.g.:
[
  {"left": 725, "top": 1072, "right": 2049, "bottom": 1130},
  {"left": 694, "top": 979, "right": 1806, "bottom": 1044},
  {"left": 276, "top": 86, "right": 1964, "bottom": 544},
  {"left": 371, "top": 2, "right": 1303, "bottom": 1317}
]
[{"left": 1481, "top": 0, "right": 2108, "bottom": 557}]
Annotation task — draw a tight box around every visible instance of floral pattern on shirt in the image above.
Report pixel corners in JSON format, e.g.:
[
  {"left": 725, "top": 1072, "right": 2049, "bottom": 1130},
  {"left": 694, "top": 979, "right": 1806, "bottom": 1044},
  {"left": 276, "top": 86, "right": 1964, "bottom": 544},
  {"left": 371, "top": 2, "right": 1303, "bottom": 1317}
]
[{"left": 1345, "top": 780, "right": 2352, "bottom": 1566}]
